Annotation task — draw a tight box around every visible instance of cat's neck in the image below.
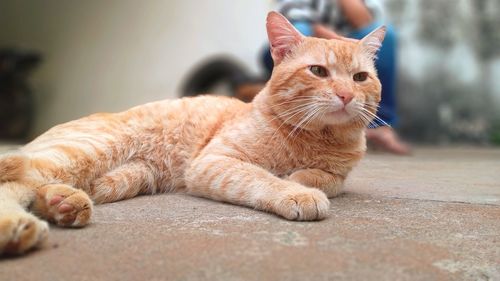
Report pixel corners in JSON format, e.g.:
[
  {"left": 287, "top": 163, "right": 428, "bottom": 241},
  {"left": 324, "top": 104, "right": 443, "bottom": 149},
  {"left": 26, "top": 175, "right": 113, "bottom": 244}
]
[{"left": 252, "top": 87, "right": 365, "bottom": 144}]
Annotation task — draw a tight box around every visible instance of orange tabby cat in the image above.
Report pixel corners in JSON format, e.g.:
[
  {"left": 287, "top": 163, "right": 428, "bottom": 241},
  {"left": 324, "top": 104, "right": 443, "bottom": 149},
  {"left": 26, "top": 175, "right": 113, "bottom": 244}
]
[{"left": 0, "top": 12, "right": 385, "bottom": 255}]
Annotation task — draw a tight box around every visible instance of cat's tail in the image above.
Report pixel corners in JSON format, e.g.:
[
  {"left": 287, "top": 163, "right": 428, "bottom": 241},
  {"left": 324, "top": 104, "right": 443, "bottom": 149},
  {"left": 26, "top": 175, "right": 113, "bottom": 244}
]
[{"left": 0, "top": 152, "right": 28, "bottom": 183}]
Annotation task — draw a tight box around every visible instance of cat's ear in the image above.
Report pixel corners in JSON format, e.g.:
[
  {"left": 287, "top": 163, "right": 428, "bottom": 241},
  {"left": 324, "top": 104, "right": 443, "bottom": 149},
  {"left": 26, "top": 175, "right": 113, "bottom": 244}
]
[
  {"left": 266, "top": 11, "right": 304, "bottom": 65},
  {"left": 359, "top": 26, "right": 386, "bottom": 59}
]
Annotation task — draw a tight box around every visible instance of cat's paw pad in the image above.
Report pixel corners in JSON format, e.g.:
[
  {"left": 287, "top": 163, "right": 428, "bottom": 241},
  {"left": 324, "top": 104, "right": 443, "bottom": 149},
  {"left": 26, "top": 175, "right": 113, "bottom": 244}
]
[
  {"left": 34, "top": 184, "right": 93, "bottom": 227},
  {"left": 276, "top": 189, "right": 330, "bottom": 221},
  {"left": 0, "top": 212, "right": 49, "bottom": 255}
]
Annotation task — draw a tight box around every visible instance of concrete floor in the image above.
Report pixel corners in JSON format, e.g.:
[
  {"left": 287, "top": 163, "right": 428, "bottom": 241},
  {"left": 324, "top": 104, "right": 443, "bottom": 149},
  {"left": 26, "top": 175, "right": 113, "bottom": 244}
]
[{"left": 0, "top": 147, "right": 499, "bottom": 281}]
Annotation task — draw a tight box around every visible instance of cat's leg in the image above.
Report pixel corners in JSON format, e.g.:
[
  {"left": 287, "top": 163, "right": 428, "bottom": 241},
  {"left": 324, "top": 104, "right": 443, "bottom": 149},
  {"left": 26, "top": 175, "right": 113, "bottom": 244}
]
[
  {"left": 0, "top": 182, "right": 49, "bottom": 255},
  {"left": 89, "top": 161, "right": 156, "bottom": 204},
  {"left": 186, "top": 154, "right": 330, "bottom": 221},
  {"left": 289, "top": 169, "right": 344, "bottom": 198},
  {"left": 31, "top": 184, "right": 93, "bottom": 227}
]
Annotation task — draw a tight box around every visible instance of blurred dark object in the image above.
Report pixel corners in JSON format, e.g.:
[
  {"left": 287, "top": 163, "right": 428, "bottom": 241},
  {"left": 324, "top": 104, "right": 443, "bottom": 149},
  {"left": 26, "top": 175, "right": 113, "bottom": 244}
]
[
  {"left": 0, "top": 48, "right": 41, "bottom": 141},
  {"left": 181, "top": 56, "right": 265, "bottom": 102},
  {"left": 181, "top": 1, "right": 333, "bottom": 102}
]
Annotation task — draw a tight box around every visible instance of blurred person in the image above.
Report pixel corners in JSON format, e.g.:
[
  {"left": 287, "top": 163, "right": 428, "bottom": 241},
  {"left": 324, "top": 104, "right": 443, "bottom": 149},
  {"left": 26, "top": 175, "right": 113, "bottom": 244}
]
[{"left": 263, "top": 0, "right": 410, "bottom": 154}]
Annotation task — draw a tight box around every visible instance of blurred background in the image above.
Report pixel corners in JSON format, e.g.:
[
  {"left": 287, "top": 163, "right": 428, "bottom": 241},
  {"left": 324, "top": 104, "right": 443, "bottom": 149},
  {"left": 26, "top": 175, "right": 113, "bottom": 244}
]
[{"left": 0, "top": 0, "right": 499, "bottom": 146}]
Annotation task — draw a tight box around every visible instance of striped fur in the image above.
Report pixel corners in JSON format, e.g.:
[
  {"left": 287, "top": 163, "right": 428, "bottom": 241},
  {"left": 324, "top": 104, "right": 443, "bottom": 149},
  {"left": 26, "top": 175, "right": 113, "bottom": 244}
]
[{"left": 0, "top": 11, "right": 385, "bottom": 255}]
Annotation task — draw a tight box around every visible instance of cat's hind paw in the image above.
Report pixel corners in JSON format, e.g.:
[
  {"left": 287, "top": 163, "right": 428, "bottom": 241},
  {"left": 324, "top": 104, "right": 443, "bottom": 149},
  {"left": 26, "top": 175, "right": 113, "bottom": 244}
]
[
  {"left": 33, "top": 184, "right": 93, "bottom": 227},
  {"left": 275, "top": 188, "right": 330, "bottom": 221},
  {"left": 0, "top": 212, "right": 49, "bottom": 255}
]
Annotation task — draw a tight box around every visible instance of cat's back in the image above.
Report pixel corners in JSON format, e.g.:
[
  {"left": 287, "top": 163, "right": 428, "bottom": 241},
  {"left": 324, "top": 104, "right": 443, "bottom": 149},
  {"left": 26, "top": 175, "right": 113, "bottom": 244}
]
[
  {"left": 28, "top": 95, "right": 249, "bottom": 146},
  {"left": 120, "top": 95, "right": 252, "bottom": 161},
  {"left": 122, "top": 95, "right": 250, "bottom": 136},
  {"left": 29, "top": 95, "right": 250, "bottom": 158}
]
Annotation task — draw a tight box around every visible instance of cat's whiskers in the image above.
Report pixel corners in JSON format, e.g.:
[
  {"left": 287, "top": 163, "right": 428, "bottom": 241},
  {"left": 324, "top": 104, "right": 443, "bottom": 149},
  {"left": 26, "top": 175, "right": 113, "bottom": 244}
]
[
  {"left": 268, "top": 101, "right": 321, "bottom": 125},
  {"left": 275, "top": 102, "right": 329, "bottom": 156},
  {"left": 356, "top": 111, "right": 375, "bottom": 128},
  {"left": 289, "top": 105, "right": 327, "bottom": 139},
  {"left": 271, "top": 100, "right": 324, "bottom": 156},
  {"left": 359, "top": 107, "right": 391, "bottom": 127},
  {"left": 264, "top": 97, "right": 321, "bottom": 110},
  {"left": 284, "top": 104, "right": 331, "bottom": 151},
  {"left": 267, "top": 95, "right": 323, "bottom": 124},
  {"left": 287, "top": 107, "right": 321, "bottom": 139},
  {"left": 353, "top": 104, "right": 376, "bottom": 126},
  {"left": 349, "top": 102, "right": 372, "bottom": 126},
  {"left": 361, "top": 103, "right": 381, "bottom": 114},
  {"left": 351, "top": 102, "right": 390, "bottom": 128},
  {"left": 270, "top": 103, "right": 318, "bottom": 138}
]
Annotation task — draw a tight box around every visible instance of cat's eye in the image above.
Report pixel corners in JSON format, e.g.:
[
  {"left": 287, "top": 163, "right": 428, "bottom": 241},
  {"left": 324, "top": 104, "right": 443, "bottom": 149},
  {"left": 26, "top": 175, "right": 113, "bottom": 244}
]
[
  {"left": 309, "top": 65, "right": 329, "bottom": 78},
  {"left": 353, "top": 72, "right": 369, "bottom": 82}
]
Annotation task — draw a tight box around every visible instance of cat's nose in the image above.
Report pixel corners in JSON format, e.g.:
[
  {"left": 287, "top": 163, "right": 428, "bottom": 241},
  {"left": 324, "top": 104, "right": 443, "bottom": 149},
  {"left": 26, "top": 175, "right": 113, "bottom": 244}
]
[{"left": 336, "top": 91, "right": 353, "bottom": 105}]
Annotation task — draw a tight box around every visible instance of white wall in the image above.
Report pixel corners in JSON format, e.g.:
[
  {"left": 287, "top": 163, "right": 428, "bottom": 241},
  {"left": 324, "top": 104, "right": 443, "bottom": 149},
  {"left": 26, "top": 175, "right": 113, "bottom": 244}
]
[{"left": 0, "top": 0, "right": 272, "bottom": 136}]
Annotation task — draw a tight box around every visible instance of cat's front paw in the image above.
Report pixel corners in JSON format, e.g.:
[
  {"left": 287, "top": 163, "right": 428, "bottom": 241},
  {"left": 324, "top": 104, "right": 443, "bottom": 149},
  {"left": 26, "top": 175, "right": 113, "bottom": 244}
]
[
  {"left": 0, "top": 212, "right": 49, "bottom": 255},
  {"left": 33, "top": 184, "right": 93, "bottom": 227},
  {"left": 275, "top": 188, "right": 330, "bottom": 221},
  {"left": 288, "top": 169, "right": 344, "bottom": 198}
]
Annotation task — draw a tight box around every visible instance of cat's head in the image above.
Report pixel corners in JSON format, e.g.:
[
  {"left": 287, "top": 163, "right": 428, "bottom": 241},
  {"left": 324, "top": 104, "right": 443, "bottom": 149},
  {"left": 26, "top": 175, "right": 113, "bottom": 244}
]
[{"left": 262, "top": 12, "right": 385, "bottom": 130}]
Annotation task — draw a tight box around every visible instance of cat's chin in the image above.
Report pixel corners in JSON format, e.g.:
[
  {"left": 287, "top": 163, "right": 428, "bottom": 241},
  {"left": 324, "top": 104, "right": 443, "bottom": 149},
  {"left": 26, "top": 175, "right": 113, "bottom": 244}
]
[{"left": 322, "top": 109, "right": 354, "bottom": 126}]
